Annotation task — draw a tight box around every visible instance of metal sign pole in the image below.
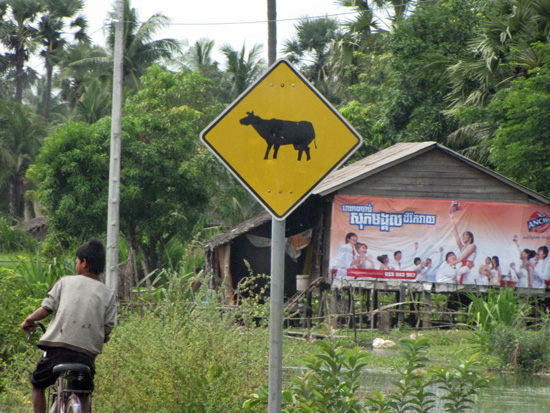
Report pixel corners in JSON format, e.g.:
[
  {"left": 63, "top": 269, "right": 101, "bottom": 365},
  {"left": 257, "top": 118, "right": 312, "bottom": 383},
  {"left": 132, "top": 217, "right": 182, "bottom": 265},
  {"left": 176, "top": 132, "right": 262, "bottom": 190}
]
[{"left": 268, "top": 217, "right": 285, "bottom": 412}]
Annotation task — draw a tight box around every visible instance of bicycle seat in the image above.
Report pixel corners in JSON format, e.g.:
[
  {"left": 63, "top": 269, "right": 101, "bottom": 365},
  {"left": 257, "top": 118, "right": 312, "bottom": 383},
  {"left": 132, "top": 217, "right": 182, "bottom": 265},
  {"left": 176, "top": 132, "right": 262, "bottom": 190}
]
[{"left": 52, "top": 363, "right": 91, "bottom": 375}]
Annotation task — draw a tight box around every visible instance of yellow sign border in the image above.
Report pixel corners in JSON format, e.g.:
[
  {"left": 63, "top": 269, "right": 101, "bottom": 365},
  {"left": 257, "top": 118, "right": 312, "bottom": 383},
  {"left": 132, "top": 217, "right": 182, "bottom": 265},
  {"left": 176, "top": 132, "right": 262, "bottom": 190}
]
[{"left": 200, "top": 59, "right": 362, "bottom": 220}]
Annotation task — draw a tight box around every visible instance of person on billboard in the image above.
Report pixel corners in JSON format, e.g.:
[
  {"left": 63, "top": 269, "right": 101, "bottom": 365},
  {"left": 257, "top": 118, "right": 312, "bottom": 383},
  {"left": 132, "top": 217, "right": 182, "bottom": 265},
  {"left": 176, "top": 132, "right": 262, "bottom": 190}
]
[
  {"left": 449, "top": 211, "right": 477, "bottom": 284},
  {"left": 436, "top": 252, "right": 459, "bottom": 284},
  {"left": 510, "top": 248, "right": 536, "bottom": 288},
  {"left": 489, "top": 256, "right": 502, "bottom": 286},
  {"left": 529, "top": 246, "right": 549, "bottom": 288},
  {"left": 377, "top": 254, "right": 391, "bottom": 270},
  {"left": 413, "top": 257, "right": 427, "bottom": 281},
  {"left": 392, "top": 251, "right": 403, "bottom": 270},
  {"left": 477, "top": 257, "right": 492, "bottom": 286},
  {"left": 391, "top": 242, "right": 419, "bottom": 270},
  {"left": 512, "top": 235, "right": 536, "bottom": 288},
  {"left": 424, "top": 248, "right": 444, "bottom": 283},
  {"left": 355, "top": 242, "right": 375, "bottom": 269},
  {"left": 332, "top": 232, "right": 361, "bottom": 279}
]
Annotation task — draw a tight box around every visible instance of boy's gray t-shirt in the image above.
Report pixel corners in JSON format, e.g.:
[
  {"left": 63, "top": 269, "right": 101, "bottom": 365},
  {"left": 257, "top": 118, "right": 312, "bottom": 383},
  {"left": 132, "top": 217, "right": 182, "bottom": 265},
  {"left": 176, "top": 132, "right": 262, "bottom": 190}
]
[{"left": 38, "top": 275, "right": 117, "bottom": 357}]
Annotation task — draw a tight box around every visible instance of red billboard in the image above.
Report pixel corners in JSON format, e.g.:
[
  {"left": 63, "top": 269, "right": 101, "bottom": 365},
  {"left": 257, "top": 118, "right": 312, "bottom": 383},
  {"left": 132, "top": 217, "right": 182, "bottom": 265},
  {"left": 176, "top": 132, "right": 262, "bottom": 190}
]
[{"left": 330, "top": 196, "right": 550, "bottom": 288}]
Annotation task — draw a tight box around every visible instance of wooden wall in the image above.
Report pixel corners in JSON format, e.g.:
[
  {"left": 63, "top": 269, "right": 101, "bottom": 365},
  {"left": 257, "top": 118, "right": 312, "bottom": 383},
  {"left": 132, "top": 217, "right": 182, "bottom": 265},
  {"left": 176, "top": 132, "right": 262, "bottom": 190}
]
[{"left": 337, "top": 148, "right": 540, "bottom": 204}]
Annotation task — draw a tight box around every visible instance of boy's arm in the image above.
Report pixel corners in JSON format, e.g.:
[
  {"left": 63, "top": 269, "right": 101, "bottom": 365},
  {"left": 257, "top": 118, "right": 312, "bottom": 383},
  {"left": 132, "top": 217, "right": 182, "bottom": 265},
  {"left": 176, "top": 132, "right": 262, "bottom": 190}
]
[
  {"left": 103, "top": 293, "right": 117, "bottom": 342},
  {"left": 21, "top": 307, "right": 52, "bottom": 333}
]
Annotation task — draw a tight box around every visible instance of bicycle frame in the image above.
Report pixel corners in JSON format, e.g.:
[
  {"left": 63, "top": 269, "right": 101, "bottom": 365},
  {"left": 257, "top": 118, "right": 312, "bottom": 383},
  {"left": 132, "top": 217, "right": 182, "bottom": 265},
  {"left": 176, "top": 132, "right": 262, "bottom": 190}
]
[
  {"left": 27, "top": 323, "right": 93, "bottom": 413},
  {"left": 49, "top": 364, "right": 92, "bottom": 413}
]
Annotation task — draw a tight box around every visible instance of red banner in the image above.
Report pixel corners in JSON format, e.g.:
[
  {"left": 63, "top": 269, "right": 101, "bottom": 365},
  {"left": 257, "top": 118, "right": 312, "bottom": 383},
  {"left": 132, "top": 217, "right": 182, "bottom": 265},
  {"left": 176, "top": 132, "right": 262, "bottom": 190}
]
[
  {"left": 330, "top": 196, "right": 550, "bottom": 288},
  {"left": 346, "top": 269, "right": 417, "bottom": 280}
]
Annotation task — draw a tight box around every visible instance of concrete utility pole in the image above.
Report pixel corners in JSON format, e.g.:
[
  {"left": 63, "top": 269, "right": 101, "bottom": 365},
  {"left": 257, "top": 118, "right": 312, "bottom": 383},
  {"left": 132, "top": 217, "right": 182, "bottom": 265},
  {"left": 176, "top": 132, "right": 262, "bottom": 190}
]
[{"left": 106, "top": 0, "right": 124, "bottom": 294}]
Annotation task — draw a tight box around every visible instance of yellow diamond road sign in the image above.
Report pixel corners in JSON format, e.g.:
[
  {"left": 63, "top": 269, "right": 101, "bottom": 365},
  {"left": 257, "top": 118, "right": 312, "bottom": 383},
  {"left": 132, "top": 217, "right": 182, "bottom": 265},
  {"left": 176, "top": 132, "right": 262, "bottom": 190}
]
[{"left": 200, "top": 59, "right": 362, "bottom": 220}]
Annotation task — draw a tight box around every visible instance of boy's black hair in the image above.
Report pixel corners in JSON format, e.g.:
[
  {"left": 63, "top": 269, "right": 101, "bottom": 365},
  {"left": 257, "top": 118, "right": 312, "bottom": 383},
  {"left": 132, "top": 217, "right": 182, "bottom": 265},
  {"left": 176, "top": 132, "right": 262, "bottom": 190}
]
[{"left": 76, "top": 238, "right": 106, "bottom": 274}]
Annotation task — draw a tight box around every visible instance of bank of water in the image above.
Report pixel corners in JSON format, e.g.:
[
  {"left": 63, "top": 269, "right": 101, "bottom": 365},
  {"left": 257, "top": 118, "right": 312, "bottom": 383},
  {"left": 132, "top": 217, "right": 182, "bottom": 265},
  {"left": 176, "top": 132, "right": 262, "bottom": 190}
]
[{"left": 360, "top": 364, "right": 550, "bottom": 412}]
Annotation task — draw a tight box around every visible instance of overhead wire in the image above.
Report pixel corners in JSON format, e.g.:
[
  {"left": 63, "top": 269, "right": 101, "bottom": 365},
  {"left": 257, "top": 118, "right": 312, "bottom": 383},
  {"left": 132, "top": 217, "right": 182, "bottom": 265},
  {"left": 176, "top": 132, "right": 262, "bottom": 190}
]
[{"left": 97, "top": 0, "right": 436, "bottom": 30}]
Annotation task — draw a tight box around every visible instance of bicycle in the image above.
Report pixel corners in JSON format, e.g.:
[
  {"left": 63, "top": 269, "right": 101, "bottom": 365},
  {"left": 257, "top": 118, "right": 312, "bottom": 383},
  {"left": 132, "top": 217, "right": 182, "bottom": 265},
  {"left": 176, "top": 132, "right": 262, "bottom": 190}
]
[{"left": 27, "top": 322, "right": 93, "bottom": 413}]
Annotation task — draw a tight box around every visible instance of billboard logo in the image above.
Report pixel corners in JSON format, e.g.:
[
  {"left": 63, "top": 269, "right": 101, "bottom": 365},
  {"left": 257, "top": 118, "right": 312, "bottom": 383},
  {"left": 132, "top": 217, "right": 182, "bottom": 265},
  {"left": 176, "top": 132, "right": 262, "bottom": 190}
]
[{"left": 527, "top": 211, "right": 550, "bottom": 233}]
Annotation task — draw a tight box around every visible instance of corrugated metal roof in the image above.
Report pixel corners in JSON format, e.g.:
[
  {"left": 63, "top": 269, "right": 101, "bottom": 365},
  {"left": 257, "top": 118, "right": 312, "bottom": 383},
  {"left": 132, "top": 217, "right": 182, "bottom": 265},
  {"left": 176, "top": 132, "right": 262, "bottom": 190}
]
[
  {"left": 313, "top": 142, "right": 437, "bottom": 196},
  {"left": 204, "top": 211, "right": 271, "bottom": 251},
  {"left": 313, "top": 142, "right": 550, "bottom": 204}
]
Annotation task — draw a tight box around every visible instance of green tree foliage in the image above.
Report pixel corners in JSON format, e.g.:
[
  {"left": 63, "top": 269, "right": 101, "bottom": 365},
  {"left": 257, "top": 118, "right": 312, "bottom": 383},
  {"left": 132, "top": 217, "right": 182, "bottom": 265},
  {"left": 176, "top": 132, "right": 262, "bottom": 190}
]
[
  {"left": 28, "top": 66, "right": 221, "bottom": 270},
  {"left": 27, "top": 120, "right": 109, "bottom": 242},
  {"left": 488, "top": 45, "right": 550, "bottom": 196},
  {"left": 341, "top": 0, "right": 479, "bottom": 153},
  {"left": 283, "top": 16, "right": 342, "bottom": 99},
  {"left": 446, "top": 0, "right": 550, "bottom": 163},
  {"left": 385, "top": 0, "right": 478, "bottom": 141},
  {"left": 56, "top": 42, "right": 111, "bottom": 121},
  {"left": 220, "top": 43, "right": 265, "bottom": 101}
]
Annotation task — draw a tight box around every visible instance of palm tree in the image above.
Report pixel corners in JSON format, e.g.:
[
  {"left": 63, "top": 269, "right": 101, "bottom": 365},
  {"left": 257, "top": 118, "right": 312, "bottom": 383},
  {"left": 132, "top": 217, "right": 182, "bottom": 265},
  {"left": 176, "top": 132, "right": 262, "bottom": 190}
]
[
  {"left": 283, "top": 16, "right": 341, "bottom": 85},
  {"left": 220, "top": 43, "right": 265, "bottom": 100},
  {"left": 0, "top": 0, "right": 43, "bottom": 103},
  {"left": 56, "top": 42, "right": 109, "bottom": 115},
  {"left": 446, "top": 0, "right": 550, "bottom": 160},
  {"left": 329, "top": 1, "right": 386, "bottom": 97},
  {"left": 447, "top": 0, "right": 550, "bottom": 111},
  {"left": 74, "top": 79, "right": 112, "bottom": 123},
  {"left": 38, "top": 0, "right": 89, "bottom": 120},
  {"left": 106, "top": 0, "right": 182, "bottom": 91},
  {"left": 182, "top": 38, "right": 221, "bottom": 81},
  {"left": 0, "top": 103, "right": 47, "bottom": 221}
]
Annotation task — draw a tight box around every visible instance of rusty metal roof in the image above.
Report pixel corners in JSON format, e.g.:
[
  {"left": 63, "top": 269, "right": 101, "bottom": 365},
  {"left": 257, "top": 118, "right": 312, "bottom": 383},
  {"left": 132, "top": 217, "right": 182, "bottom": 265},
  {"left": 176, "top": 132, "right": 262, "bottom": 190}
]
[
  {"left": 203, "top": 211, "right": 271, "bottom": 251},
  {"left": 313, "top": 142, "right": 550, "bottom": 204},
  {"left": 313, "top": 142, "right": 437, "bottom": 196}
]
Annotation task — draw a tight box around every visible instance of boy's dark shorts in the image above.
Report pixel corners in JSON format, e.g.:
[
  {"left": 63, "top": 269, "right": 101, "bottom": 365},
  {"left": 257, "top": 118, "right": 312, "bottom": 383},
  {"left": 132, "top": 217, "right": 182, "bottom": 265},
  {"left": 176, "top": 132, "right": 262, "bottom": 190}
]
[{"left": 30, "top": 347, "right": 96, "bottom": 391}]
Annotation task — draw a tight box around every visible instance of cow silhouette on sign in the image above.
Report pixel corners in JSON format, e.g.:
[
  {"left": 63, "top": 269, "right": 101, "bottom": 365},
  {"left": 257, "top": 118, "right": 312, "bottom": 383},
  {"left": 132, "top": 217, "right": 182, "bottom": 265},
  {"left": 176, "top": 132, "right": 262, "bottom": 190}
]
[{"left": 239, "top": 111, "right": 316, "bottom": 161}]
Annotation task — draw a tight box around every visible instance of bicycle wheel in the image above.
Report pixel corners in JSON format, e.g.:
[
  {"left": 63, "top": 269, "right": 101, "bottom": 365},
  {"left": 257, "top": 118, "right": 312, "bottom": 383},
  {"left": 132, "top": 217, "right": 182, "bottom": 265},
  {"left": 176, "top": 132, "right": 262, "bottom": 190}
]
[{"left": 66, "top": 394, "right": 82, "bottom": 413}]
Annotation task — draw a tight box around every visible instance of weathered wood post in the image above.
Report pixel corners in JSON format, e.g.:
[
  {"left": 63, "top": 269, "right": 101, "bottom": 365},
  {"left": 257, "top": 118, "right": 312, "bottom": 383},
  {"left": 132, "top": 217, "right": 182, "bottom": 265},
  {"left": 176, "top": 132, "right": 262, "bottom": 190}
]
[
  {"left": 423, "top": 291, "right": 432, "bottom": 328},
  {"left": 398, "top": 284, "right": 406, "bottom": 326},
  {"left": 330, "top": 287, "right": 339, "bottom": 328}
]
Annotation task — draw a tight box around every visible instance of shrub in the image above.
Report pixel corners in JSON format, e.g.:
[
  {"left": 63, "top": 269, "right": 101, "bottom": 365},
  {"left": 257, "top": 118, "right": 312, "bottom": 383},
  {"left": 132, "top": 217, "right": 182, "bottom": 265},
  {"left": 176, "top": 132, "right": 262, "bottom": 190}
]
[
  {"left": 487, "top": 324, "right": 550, "bottom": 371},
  {"left": 244, "top": 340, "right": 368, "bottom": 412},
  {"left": 244, "top": 337, "right": 490, "bottom": 412},
  {"left": 466, "top": 289, "right": 530, "bottom": 350},
  {"left": 94, "top": 293, "right": 270, "bottom": 412},
  {"left": 0, "top": 267, "right": 44, "bottom": 361},
  {"left": 0, "top": 216, "right": 37, "bottom": 252}
]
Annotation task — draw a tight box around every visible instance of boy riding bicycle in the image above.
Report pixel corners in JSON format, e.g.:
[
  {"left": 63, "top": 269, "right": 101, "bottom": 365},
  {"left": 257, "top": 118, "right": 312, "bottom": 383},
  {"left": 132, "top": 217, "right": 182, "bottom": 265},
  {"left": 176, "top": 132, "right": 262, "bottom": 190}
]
[{"left": 21, "top": 238, "right": 117, "bottom": 413}]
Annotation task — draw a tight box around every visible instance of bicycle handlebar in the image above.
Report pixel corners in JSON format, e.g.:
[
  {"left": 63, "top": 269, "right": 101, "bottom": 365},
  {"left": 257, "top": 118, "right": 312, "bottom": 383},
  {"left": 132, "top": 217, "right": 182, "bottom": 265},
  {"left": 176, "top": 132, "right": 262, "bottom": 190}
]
[{"left": 26, "top": 321, "right": 46, "bottom": 342}]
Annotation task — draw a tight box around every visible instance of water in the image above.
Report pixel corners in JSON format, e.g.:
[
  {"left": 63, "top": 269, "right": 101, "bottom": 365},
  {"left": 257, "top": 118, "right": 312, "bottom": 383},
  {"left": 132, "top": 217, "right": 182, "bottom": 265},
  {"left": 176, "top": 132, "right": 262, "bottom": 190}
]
[
  {"left": 360, "top": 368, "right": 550, "bottom": 412},
  {"left": 474, "top": 373, "right": 550, "bottom": 413}
]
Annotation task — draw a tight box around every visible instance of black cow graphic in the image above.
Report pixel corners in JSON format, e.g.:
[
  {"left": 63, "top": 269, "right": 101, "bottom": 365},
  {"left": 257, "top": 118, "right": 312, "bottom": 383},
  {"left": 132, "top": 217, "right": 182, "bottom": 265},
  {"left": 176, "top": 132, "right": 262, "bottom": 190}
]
[{"left": 239, "top": 111, "right": 317, "bottom": 161}]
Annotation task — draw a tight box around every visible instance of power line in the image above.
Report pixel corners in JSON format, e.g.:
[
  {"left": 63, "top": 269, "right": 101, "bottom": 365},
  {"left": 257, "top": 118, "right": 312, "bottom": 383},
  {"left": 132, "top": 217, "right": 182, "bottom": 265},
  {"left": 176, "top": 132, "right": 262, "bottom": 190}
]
[
  {"left": 104, "top": 1, "right": 431, "bottom": 29},
  {"left": 163, "top": 12, "right": 358, "bottom": 27}
]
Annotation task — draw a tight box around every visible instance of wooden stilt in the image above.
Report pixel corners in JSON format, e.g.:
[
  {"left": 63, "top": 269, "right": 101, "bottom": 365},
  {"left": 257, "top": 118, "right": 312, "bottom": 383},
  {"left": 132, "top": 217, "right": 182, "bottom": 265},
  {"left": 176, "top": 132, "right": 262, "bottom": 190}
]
[{"left": 423, "top": 291, "right": 432, "bottom": 329}]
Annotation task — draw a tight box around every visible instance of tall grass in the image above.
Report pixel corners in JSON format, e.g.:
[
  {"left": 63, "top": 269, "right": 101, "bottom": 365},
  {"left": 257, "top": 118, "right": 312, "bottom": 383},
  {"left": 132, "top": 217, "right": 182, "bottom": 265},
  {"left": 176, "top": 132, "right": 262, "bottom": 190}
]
[
  {"left": 466, "top": 288, "right": 529, "bottom": 333},
  {"left": 95, "top": 279, "right": 270, "bottom": 412}
]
